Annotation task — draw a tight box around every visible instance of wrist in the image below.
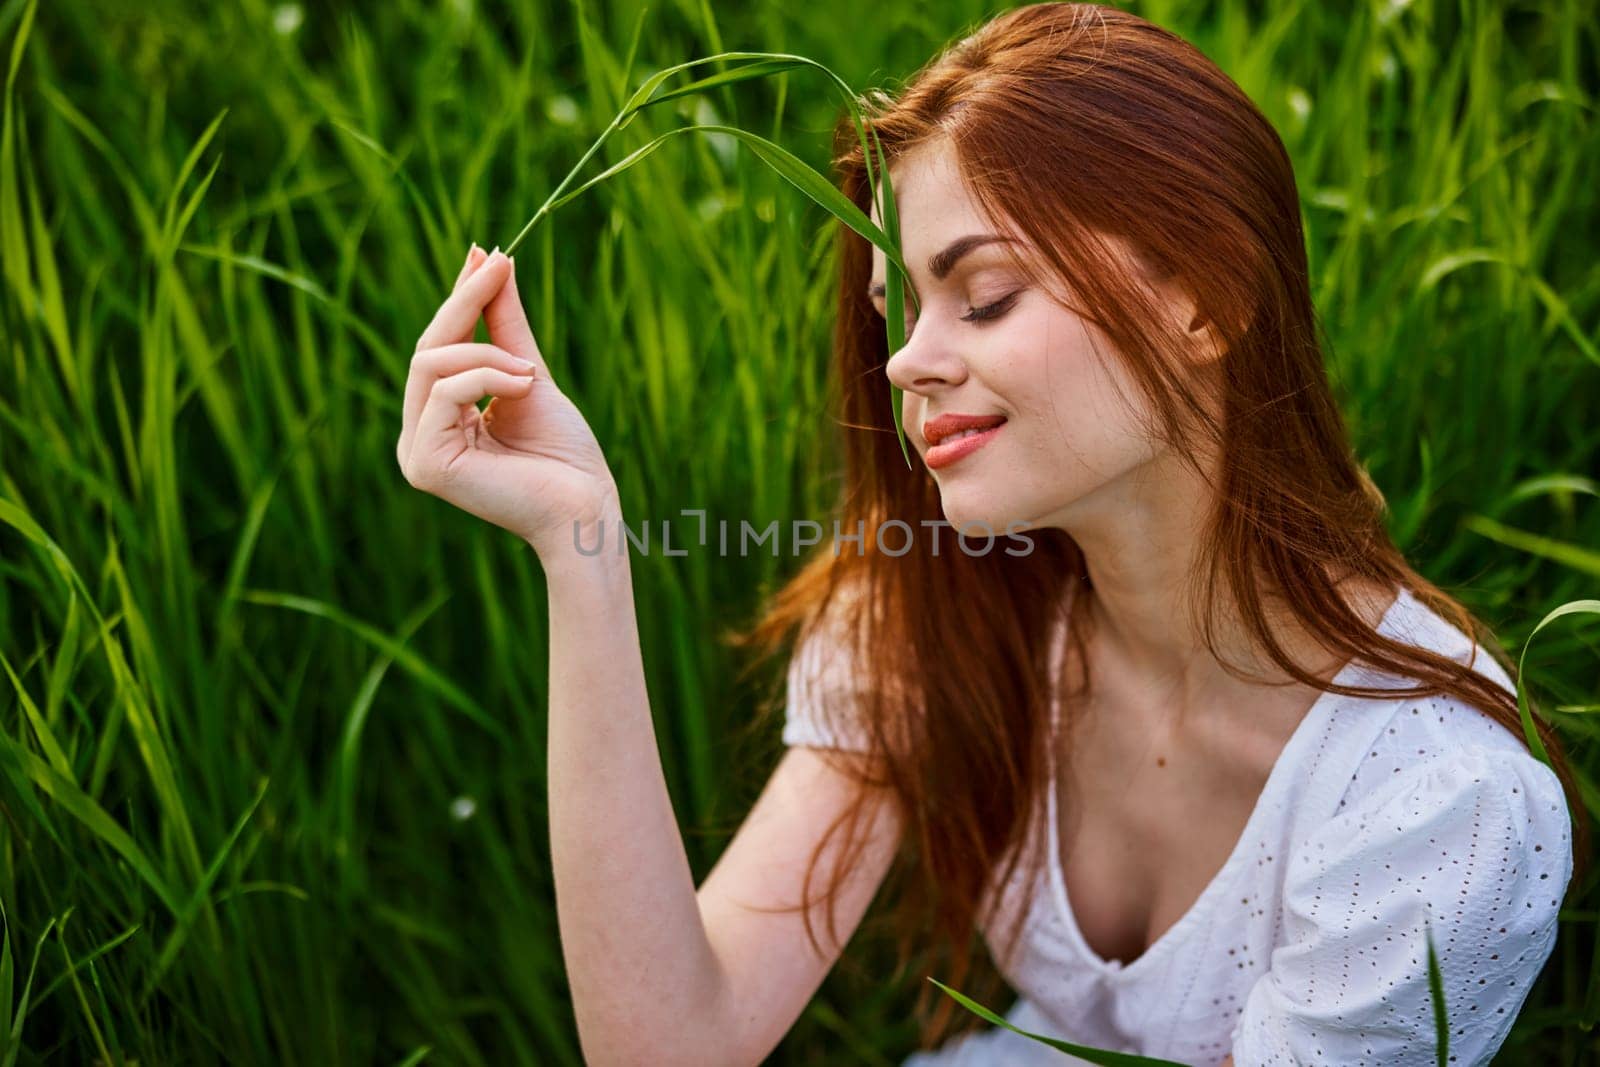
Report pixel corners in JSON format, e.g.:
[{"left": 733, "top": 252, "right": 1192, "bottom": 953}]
[{"left": 528, "top": 492, "right": 627, "bottom": 579}]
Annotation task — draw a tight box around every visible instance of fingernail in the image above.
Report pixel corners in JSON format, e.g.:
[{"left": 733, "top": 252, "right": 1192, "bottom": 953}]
[{"left": 515, "top": 358, "right": 536, "bottom": 373}]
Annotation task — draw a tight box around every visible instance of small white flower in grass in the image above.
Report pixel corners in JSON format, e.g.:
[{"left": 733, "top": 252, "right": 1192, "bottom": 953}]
[
  {"left": 547, "top": 95, "right": 580, "bottom": 127},
  {"left": 450, "top": 795, "right": 477, "bottom": 821},
  {"left": 1287, "top": 88, "right": 1312, "bottom": 123},
  {"left": 272, "top": 4, "right": 302, "bottom": 35},
  {"left": 696, "top": 191, "right": 731, "bottom": 223},
  {"left": 1380, "top": 0, "right": 1414, "bottom": 23}
]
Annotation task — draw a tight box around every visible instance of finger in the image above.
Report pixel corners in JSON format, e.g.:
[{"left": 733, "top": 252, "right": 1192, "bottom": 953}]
[
  {"left": 415, "top": 250, "right": 512, "bottom": 354},
  {"left": 408, "top": 366, "right": 537, "bottom": 473},
  {"left": 484, "top": 255, "right": 551, "bottom": 378},
  {"left": 400, "top": 342, "right": 536, "bottom": 464},
  {"left": 451, "top": 243, "right": 486, "bottom": 293}
]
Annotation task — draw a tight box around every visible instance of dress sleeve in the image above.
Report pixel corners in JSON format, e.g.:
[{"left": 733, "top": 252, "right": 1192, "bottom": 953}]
[
  {"left": 781, "top": 595, "right": 875, "bottom": 752},
  {"left": 1232, "top": 743, "right": 1574, "bottom": 1065}
]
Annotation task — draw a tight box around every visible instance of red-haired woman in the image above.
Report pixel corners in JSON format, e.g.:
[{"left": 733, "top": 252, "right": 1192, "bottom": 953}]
[{"left": 397, "top": 4, "right": 1583, "bottom": 1064}]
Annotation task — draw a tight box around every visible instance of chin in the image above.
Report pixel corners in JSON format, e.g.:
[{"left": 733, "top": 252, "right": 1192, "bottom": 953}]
[
  {"left": 937, "top": 479, "right": 1075, "bottom": 546},
  {"left": 935, "top": 493, "right": 1018, "bottom": 541}
]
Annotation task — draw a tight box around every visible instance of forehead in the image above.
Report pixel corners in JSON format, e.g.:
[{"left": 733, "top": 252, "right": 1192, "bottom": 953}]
[{"left": 867, "top": 139, "right": 1001, "bottom": 282}]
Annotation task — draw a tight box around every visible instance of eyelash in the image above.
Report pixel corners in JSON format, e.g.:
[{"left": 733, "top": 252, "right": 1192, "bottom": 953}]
[
  {"left": 895, "top": 291, "right": 1020, "bottom": 332},
  {"left": 960, "top": 291, "right": 1020, "bottom": 323}
]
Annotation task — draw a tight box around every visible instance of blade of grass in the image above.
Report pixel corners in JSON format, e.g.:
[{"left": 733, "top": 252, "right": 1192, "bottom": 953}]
[
  {"left": 157, "top": 107, "right": 227, "bottom": 264},
  {"left": 529, "top": 105, "right": 918, "bottom": 475},
  {"left": 544, "top": 122, "right": 907, "bottom": 277},
  {"left": 501, "top": 47, "right": 918, "bottom": 466},
  {"left": 0, "top": 736, "right": 182, "bottom": 914},
  {"left": 21, "top": 922, "right": 140, "bottom": 1025},
  {"left": 1425, "top": 918, "right": 1448, "bottom": 1067},
  {"left": 44, "top": 589, "right": 84, "bottom": 745},
  {"left": 237, "top": 589, "right": 507, "bottom": 740},
  {"left": 1514, "top": 600, "right": 1600, "bottom": 765},
  {"left": 0, "top": 0, "right": 38, "bottom": 310},
  {"left": 21, "top": 146, "right": 75, "bottom": 400},
  {"left": 0, "top": 900, "right": 10, "bottom": 1054},
  {"left": 335, "top": 591, "right": 453, "bottom": 896},
  {"left": 34, "top": 83, "right": 161, "bottom": 251},
  {"left": 506, "top": 50, "right": 886, "bottom": 255},
  {"left": 1464, "top": 516, "right": 1600, "bottom": 577},
  {"left": 870, "top": 124, "right": 914, "bottom": 469},
  {"left": 176, "top": 244, "right": 389, "bottom": 362},
  {"left": 1504, "top": 473, "right": 1599, "bottom": 507},
  {"left": 926, "top": 978, "right": 1190, "bottom": 1066},
  {"left": 527, "top": 107, "right": 920, "bottom": 466},
  {"left": 0, "top": 501, "right": 204, "bottom": 886},
  {"left": 0, "top": 910, "right": 55, "bottom": 1067},
  {"left": 55, "top": 914, "right": 113, "bottom": 1066},
  {"left": 0, "top": 650, "right": 73, "bottom": 779},
  {"left": 140, "top": 776, "right": 272, "bottom": 1004}
]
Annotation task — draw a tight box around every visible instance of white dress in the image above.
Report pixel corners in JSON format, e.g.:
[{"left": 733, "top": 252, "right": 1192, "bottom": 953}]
[{"left": 781, "top": 583, "right": 1574, "bottom": 1066}]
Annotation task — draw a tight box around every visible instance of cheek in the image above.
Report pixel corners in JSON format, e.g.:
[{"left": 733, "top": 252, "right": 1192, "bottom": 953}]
[
  {"left": 1002, "top": 311, "right": 1102, "bottom": 425},
  {"left": 1008, "top": 314, "right": 1153, "bottom": 466}
]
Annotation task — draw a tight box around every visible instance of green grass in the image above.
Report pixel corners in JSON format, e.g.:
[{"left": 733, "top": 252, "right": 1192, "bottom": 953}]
[{"left": 0, "top": 0, "right": 1596, "bottom": 1063}]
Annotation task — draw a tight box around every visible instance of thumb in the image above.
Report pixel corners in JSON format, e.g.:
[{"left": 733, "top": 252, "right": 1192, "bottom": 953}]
[{"left": 485, "top": 256, "right": 552, "bottom": 380}]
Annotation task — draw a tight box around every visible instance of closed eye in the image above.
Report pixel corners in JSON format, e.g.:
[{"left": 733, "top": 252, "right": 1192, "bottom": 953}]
[
  {"left": 869, "top": 290, "right": 1022, "bottom": 332},
  {"left": 960, "top": 290, "right": 1021, "bottom": 323}
]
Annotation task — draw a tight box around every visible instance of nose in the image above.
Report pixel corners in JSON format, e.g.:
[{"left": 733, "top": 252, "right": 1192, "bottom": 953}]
[{"left": 884, "top": 315, "right": 969, "bottom": 396}]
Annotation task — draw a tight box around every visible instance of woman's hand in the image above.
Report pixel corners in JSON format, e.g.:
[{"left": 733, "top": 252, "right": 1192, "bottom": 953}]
[{"left": 397, "top": 244, "right": 620, "bottom": 560}]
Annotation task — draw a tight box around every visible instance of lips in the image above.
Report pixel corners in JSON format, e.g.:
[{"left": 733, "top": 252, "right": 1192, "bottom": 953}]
[
  {"left": 922, "top": 417, "right": 1007, "bottom": 471},
  {"left": 922, "top": 413, "right": 1009, "bottom": 447}
]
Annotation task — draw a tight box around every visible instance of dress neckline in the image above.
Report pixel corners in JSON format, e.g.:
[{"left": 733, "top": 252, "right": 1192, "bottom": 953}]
[{"left": 1042, "top": 581, "right": 1413, "bottom": 980}]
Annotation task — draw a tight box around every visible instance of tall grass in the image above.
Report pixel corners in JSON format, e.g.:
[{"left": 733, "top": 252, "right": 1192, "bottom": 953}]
[{"left": 0, "top": 0, "right": 1595, "bottom": 1063}]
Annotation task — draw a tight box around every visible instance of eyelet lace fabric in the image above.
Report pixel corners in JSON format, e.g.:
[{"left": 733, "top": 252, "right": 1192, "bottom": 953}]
[{"left": 782, "top": 585, "right": 1574, "bottom": 1066}]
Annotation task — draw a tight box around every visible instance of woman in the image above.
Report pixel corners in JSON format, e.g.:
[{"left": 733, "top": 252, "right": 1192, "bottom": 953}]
[{"left": 396, "top": 4, "right": 1584, "bottom": 1064}]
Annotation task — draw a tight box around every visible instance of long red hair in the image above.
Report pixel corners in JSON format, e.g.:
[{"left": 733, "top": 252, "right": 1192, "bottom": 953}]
[{"left": 730, "top": 1, "right": 1588, "bottom": 1050}]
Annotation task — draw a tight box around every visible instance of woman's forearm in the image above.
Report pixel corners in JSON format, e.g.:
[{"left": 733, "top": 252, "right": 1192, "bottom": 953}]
[{"left": 540, "top": 527, "right": 726, "bottom": 1065}]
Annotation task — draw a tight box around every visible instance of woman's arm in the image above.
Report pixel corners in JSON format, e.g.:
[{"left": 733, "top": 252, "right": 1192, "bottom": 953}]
[
  {"left": 542, "top": 534, "right": 903, "bottom": 1066},
  {"left": 400, "top": 247, "right": 900, "bottom": 1062},
  {"left": 697, "top": 742, "right": 902, "bottom": 1062}
]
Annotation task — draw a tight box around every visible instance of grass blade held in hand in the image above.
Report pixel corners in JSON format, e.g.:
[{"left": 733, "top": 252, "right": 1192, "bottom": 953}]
[{"left": 504, "top": 49, "right": 919, "bottom": 466}]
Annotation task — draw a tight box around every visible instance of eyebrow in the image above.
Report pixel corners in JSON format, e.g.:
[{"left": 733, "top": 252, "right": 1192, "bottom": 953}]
[{"left": 866, "top": 234, "right": 1015, "bottom": 298}]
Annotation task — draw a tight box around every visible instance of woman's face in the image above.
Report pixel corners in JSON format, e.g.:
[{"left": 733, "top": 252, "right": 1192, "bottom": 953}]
[{"left": 868, "top": 137, "right": 1209, "bottom": 537}]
